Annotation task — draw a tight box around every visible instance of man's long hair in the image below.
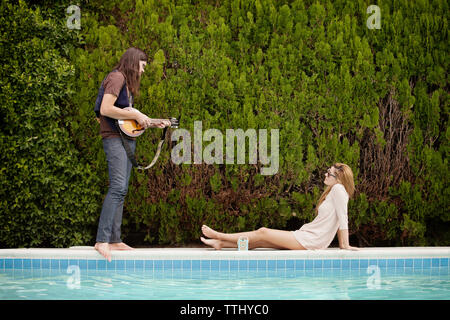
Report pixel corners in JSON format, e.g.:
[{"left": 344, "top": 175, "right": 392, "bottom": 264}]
[{"left": 114, "top": 47, "right": 148, "bottom": 98}]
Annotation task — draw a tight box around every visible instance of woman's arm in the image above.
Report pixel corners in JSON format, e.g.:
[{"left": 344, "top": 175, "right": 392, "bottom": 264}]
[
  {"left": 331, "top": 185, "right": 359, "bottom": 250},
  {"left": 337, "top": 229, "right": 359, "bottom": 250}
]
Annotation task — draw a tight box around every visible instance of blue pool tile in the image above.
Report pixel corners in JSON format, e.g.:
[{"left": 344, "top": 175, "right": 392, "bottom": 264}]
[
  {"left": 305, "top": 260, "right": 313, "bottom": 269},
  {"left": 405, "top": 259, "right": 413, "bottom": 268},
  {"left": 23, "top": 259, "right": 32, "bottom": 269},
  {"left": 41, "top": 259, "right": 50, "bottom": 269},
  {"left": 135, "top": 260, "right": 144, "bottom": 269},
  {"left": 201, "top": 260, "right": 210, "bottom": 271},
  {"left": 341, "top": 260, "right": 350, "bottom": 270},
  {"left": 78, "top": 260, "right": 87, "bottom": 270},
  {"left": 182, "top": 260, "right": 191, "bottom": 270},
  {"left": 154, "top": 260, "right": 163, "bottom": 269},
  {"left": 369, "top": 259, "right": 377, "bottom": 267},
  {"left": 249, "top": 260, "right": 257, "bottom": 269},
  {"left": 219, "top": 260, "right": 229, "bottom": 270},
  {"left": 432, "top": 258, "right": 439, "bottom": 267},
  {"left": 0, "top": 259, "right": 4, "bottom": 269},
  {"left": 295, "top": 260, "right": 305, "bottom": 270},
  {"left": 14, "top": 259, "right": 23, "bottom": 269},
  {"left": 275, "top": 268, "right": 286, "bottom": 277},
  {"left": 267, "top": 260, "right": 276, "bottom": 270},
  {"left": 230, "top": 260, "right": 238, "bottom": 270},
  {"left": 31, "top": 259, "right": 40, "bottom": 269},
  {"left": 350, "top": 259, "right": 359, "bottom": 269},
  {"left": 87, "top": 260, "right": 96, "bottom": 270},
  {"left": 5, "top": 259, "right": 13, "bottom": 269},
  {"left": 322, "top": 260, "right": 332, "bottom": 269},
  {"left": 116, "top": 260, "right": 125, "bottom": 270},
  {"left": 11, "top": 259, "right": 23, "bottom": 269},
  {"left": 396, "top": 259, "right": 404, "bottom": 268},
  {"left": 60, "top": 259, "right": 69, "bottom": 270},
  {"left": 191, "top": 260, "right": 200, "bottom": 270},
  {"left": 413, "top": 259, "right": 422, "bottom": 268},
  {"left": 201, "top": 260, "right": 210, "bottom": 270},
  {"left": 440, "top": 258, "right": 448, "bottom": 267},
  {"left": 430, "top": 268, "right": 443, "bottom": 276},
  {"left": 172, "top": 260, "right": 182, "bottom": 269},
  {"left": 239, "top": 260, "right": 248, "bottom": 271},
  {"left": 257, "top": 260, "right": 266, "bottom": 270},
  {"left": 106, "top": 260, "right": 115, "bottom": 271},
  {"left": 314, "top": 260, "right": 323, "bottom": 269},
  {"left": 164, "top": 260, "right": 173, "bottom": 270},
  {"left": 286, "top": 260, "right": 294, "bottom": 269},
  {"left": 69, "top": 259, "right": 79, "bottom": 268},
  {"left": 360, "top": 259, "right": 369, "bottom": 269},
  {"left": 423, "top": 258, "right": 431, "bottom": 268},
  {"left": 378, "top": 259, "right": 387, "bottom": 268},
  {"left": 210, "top": 260, "right": 219, "bottom": 270},
  {"left": 332, "top": 259, "right": 341, "bottom": 269},
  {"left": 286, "top": 268, "right": 296, "bottom": 278},
  {"left": 145, "top": 260, "right": 153, "bottom": 270},
  {"left": 97, "top": 260, "right": 106, "bottom": 270},
  {"left": 126, "top": 260, "right": 134, "bottom": 270},
  {"left": 276, "top": 260, "right": 285, "bottom": 269},
  {"left": 387, "top": 259, "right": 396, "bottom": 268}
]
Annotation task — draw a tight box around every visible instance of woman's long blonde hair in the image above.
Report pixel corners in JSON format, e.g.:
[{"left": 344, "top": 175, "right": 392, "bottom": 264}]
[{"left": 315, "top": 163, "right": 355, "bottom": 215}]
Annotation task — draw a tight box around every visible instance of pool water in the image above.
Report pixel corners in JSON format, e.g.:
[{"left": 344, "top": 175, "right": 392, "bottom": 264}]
[{"left": 1, "top": 267, "right": 449, "bottom": 300}]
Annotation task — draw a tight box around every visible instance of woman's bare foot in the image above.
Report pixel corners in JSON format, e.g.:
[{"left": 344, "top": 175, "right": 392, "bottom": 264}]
[
  {"left": 200, "top": 237, "right": 222, "bottom": 250},
  {"left": 109, "top": 242, "right": 134, "bottom": 250},
  {"left": 201, "top": 225, "right": 221, "bottom": 239},
  {"left": 95, "top": 242, "right": 111, "bottom": 262}
]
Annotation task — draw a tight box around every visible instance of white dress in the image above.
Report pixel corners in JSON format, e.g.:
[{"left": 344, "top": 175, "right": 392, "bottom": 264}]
[{"left": 292, "top": 183, "right": 349, "bottom": 250}]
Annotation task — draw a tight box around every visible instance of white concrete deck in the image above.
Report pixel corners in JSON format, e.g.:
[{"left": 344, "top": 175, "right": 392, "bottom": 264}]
[{"left": 0, "top": 246, "right": 449, "bottom": 260}]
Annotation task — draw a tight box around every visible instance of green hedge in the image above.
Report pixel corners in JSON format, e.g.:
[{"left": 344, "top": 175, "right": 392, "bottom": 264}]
[
  {"left": 1, "top": 0, "right": 448, "bottom": 248},
  {"left": 0, "top": 1, "right": 101, "bottom": 247}
]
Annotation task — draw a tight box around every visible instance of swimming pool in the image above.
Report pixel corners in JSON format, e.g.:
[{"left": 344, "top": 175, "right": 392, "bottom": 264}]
[{"left": 1, "top": 247, "right": 449, "bottom": 300}]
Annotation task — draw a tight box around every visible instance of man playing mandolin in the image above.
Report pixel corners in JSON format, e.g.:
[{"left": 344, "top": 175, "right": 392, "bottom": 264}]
[{"left": 95, "top": 47, "right": 171, "bottom": 261}]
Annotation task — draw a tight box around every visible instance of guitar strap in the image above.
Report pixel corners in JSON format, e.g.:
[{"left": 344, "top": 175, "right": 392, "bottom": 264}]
[
  {"left": 115, "top": 121, "right": 169, "bottom": 171},
  {"left": 115, "top": 121, "right": 140, "bottom": 168}
]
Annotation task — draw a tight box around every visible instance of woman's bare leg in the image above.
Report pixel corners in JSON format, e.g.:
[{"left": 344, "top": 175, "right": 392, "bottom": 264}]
[
  {"left": 201, "top": 225, "right": 306, "bottom": 250},
  {"left": 200, "top": 237, "right": 284, "bottom": 250}
]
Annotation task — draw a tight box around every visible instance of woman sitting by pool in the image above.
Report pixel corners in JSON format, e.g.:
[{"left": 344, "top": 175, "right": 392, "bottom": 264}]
[{"left": 201, "top": 163, "right": 359, "bottom": 251}]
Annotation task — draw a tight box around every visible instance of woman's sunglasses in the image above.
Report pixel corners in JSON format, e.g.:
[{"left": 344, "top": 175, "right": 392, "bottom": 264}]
[
  {"left": 326, "top": 165, "right": 342, "bottom": 179},
  {"left": 326, "top": 169, "right": 337, "bottom": 179}
]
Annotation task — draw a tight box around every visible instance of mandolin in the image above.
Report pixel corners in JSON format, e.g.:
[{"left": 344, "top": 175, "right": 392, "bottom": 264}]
[
  {"left": 117, "top": 119, "right": 145, "bottom": 137},
  {"left": 117, "top": 117, "right": 179, "bottom": 138}
]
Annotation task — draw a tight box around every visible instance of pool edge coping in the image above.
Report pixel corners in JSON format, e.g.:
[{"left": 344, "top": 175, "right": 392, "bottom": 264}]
[{"left": 1, "top": 247, "right": 449, "bottom": 260}]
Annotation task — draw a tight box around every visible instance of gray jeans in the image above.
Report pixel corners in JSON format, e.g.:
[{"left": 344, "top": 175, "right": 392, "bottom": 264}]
[{"left": 96, "top": 137, "right": 136, "bottom": 243}]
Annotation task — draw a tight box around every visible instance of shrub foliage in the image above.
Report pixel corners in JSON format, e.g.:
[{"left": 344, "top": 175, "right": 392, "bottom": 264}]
[{"left": 1, "top": 0, "right": 448, "bottom": 247}]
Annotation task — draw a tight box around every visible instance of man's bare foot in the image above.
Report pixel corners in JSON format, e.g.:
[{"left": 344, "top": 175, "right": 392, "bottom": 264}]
[
  {"left": 200, "top": 237, "right": 222, "bottom": 250},
  {"left": 201, "top": 225, "right": 221, "bottom": 239},
  {"left": 95, "top": 242, "right": 111, "bottom": 262},
  {"left": 109, "top": 242, "right": 134, "bottom": 250}
]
